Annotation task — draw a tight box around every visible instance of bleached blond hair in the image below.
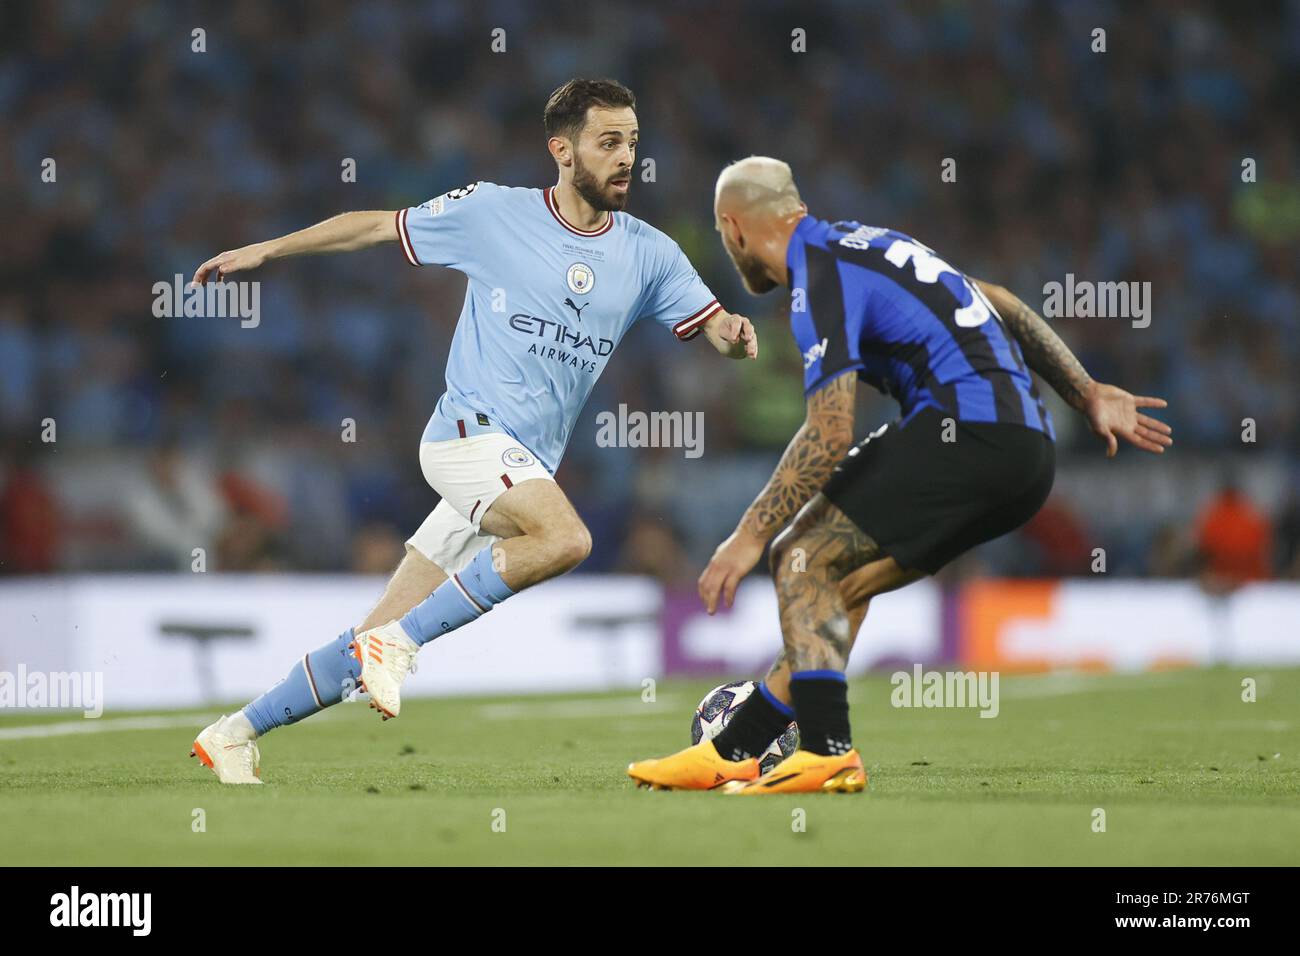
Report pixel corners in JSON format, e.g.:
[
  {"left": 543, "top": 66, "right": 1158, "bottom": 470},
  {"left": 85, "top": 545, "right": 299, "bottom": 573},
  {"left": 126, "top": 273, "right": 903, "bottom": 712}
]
[{"left": 714, "top": 156, "right": 803, "bottom": 217}]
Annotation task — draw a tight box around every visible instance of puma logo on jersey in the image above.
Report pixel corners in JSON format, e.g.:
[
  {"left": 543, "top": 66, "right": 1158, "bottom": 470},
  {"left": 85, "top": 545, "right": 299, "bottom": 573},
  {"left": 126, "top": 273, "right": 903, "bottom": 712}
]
[{"left": 563, "top": 297, "right": 588, "bottom": 320}]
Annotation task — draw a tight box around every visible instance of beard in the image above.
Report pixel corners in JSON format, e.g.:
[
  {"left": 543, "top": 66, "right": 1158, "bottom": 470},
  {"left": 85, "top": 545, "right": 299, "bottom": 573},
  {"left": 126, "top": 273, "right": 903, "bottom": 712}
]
[
  {"left": 729, "top": 246, "right": 776, "bottom": 294},
  {"left": 572, "top": 152, "right": 629, "bottom": 212}
]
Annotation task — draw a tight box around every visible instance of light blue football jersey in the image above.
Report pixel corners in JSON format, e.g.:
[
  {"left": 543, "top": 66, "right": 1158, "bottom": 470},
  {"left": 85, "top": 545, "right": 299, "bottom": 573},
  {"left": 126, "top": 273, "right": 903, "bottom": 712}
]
[{"left": 396, "top": 182, "right": 721, "bottom": 473}]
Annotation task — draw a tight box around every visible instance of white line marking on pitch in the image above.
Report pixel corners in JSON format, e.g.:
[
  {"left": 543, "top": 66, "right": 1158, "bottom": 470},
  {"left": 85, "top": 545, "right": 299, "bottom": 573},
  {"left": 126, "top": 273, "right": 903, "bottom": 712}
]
[
  {"left": 1138, "top": 720, "right": 1291, "bottom": 732},
  {"left": 0, "top": 714, "right": 219, "bottom": 740},
  {"left": 478, "top": 697, "right": 682, "bottom": 720},
  {"left": 999, "top": 672, "right": 1200, "bottom": 699}
]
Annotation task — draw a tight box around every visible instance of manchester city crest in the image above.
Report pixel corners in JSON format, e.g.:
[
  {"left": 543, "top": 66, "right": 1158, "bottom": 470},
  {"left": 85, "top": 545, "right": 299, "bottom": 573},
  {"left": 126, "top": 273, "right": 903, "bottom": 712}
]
[
  {"left": 502, "top": 447, "right": 535, "bottom": 468},
  {"left": 566, "top": 262, "right": 595, "bottom": 295}
]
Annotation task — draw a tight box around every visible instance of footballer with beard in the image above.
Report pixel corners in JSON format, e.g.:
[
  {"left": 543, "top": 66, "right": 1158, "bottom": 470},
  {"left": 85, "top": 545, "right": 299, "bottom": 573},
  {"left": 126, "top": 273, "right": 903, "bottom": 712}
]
[
  {"left": 629, "top": 157, "right": 1172, "bottom": 794},
  {"left": 186, "top": 79, "right": 758, "bottom": 784}
]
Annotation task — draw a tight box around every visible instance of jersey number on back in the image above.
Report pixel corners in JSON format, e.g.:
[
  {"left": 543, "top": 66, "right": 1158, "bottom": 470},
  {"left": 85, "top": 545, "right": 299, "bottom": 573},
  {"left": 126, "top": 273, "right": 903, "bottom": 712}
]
[{"left": 882, "top": 239, "right": 991, "bottom": 328}]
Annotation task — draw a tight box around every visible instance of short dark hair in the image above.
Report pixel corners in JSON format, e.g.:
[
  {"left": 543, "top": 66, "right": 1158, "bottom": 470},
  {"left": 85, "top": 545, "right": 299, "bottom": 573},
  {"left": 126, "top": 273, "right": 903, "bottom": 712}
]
[{"left": 544, "top": 78, "right": 636, "bottom": 142}]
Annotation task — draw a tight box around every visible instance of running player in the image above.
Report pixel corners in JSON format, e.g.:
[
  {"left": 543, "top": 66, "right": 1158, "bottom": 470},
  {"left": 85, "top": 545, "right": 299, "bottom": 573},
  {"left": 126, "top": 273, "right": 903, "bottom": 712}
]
[
  {"left": 187, "top": 79, "right": 757, "bottom": 783},
  {"left": 627, "top": 156, "right": 1172, "bottom": 793}
]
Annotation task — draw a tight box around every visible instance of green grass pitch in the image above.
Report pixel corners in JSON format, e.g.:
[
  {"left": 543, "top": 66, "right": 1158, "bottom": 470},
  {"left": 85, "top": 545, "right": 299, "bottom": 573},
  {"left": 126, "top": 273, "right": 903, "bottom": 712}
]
[{"left": 2, "top": 667, "right": 1297, "bottom": 865}]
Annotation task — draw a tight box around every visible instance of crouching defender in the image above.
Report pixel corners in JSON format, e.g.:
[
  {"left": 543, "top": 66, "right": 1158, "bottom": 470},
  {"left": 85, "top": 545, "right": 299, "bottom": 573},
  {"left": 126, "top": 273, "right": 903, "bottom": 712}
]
[{"left": 627, "top": 157, "right": 1172, "bottom": 794}]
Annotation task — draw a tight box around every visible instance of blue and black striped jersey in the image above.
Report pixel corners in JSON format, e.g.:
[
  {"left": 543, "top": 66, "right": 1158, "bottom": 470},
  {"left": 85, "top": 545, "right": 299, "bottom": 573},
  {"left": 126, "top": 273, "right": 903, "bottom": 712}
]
[{"left": 787, "top": 216, "right": 1054, "bottom": 439}]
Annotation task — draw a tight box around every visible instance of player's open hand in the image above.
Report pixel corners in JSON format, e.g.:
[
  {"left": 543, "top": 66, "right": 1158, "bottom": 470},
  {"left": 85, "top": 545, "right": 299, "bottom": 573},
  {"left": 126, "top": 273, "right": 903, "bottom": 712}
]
[
  {"left": 1081, "top": 381, "right": 1173, "bottom": 457},
  {"left": 699, "top": 528, "right": 766, "bottom": 614},
  {"left": 705, "top": 311, "right": 758, "bottom": 360},
  {"left": 191, "top": 244, "right": 269, "bottom": 286}
]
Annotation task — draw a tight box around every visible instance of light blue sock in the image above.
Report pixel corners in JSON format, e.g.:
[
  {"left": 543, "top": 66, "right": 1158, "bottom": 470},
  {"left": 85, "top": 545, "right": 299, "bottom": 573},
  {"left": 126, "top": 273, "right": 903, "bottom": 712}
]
[
  {"left": 400, "top": 546, "right": 514, "bottom": 646},
  {"left": 242, "top": 628, "right": 361, "bottom": 736}
]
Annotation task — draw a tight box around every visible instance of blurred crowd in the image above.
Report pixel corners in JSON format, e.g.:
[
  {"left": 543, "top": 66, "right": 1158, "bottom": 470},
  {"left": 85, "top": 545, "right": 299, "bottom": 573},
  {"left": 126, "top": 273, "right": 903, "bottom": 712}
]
[{"left": 1, "top": 0, "right": 1298, "bottom": 580}]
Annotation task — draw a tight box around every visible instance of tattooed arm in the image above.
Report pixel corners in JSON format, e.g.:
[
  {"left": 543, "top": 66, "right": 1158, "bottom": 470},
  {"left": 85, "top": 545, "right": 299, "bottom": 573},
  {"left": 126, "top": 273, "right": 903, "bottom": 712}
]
[
  {"left": 697, "top": 373, "right": 857, "bottom": 613},
  {"left": 976, "top": 279, "right": 1174, "bottom": 457},
  {"left": 975, "top": 280, "right": 1093, "bottom": 410},
  {"left": 738, "top": 373, "right": 857, "bottom": 539}
]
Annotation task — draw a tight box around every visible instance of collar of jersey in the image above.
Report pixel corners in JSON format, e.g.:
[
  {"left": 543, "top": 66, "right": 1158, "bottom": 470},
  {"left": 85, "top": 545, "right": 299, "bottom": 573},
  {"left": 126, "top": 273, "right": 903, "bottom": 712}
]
[
  {"left": 544, "top": 187, "right": 616, "bottom": 237},
  {"left": 787, "top": 214, "right": 821, "bottom": 275}
]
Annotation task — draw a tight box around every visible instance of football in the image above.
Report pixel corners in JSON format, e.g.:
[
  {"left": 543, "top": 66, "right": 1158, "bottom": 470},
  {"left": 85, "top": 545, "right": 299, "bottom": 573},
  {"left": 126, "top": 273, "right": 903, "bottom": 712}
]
[{"left": 690, "top": 680, "right": 799, "bottom": 774}]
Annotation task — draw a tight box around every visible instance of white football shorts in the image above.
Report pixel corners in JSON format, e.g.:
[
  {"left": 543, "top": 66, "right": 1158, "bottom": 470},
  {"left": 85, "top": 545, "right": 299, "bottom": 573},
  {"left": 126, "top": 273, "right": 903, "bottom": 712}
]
[{"left": 405, "top": 431, "right": 554, "bottom": 574}]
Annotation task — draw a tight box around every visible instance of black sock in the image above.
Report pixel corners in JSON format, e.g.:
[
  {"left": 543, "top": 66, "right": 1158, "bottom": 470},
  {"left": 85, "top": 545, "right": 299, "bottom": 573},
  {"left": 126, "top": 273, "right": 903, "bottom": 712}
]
[
  {"left": 789, "top": 672, "right": 852, "bottom": 756},
  {"left": 711, "top": 684, "right": 794, "bottom": 762}
]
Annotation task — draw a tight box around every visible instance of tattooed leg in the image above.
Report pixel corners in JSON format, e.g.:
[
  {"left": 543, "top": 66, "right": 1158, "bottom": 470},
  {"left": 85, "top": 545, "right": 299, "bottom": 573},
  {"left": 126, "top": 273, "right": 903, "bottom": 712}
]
[
  {"left": 762, "top": 602, "right": 867, "bottom": 705},
  {"left": 768, "top": 495, "right": 920, "bottom": 682},
  {"left": 710, "top": 501, "right": 914, "bottom": 761},
  {"left": 764, "top": 557, "right": 920, "bottom": 704},
  {"left": 769, "top": 495, "right": 877, "bottom": 673},
  {"left": 762, "top": 649, "right": 793, "bottom": 704}
]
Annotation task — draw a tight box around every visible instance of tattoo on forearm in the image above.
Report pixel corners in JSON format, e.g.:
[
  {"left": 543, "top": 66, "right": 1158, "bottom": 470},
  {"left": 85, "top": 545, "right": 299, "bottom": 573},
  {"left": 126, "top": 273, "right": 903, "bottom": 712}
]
[
  {"left": 740, "top": 375, "right": 855, "bottom": 540},
  {"left": 1002, "top": 297, "right": 1092, "bottom": 409}
]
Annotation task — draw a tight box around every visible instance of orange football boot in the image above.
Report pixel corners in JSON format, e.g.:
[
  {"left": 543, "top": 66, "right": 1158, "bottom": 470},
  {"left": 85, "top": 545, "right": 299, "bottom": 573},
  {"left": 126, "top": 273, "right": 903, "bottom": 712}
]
[
  {"left": 722, "top": 748, "right": 866, "bottom": 794},
  {"left": 627, "top": 740, "right": 760, "bottom": 791}
]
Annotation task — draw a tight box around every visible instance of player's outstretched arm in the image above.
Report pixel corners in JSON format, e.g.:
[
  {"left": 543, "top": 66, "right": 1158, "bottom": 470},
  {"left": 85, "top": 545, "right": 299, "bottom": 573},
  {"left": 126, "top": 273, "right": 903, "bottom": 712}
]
[
  {"left": 700, "top": 310, "right": 759, "bottom": 359},
  {"left": 191, "top": 211, "right": 398, "bottom": 285},
  {"left": 975, "top": 279, "right": 1173, "bottom": 458},
  {"left": 975, "top": 279, "right": 1092, "bottom": 408},
  {"left": 698, "top": 372, "right": 856, "bottom": 613}
]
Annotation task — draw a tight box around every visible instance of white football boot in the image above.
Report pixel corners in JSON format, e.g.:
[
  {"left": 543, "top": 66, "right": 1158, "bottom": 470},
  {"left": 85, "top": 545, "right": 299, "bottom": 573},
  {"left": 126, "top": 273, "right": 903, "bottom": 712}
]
[
  {"left": 191, "top": 715, "right": 263, "bottom": 785},
  {"left": 349, "top": 620, "right": 419, "bottom": 720}
]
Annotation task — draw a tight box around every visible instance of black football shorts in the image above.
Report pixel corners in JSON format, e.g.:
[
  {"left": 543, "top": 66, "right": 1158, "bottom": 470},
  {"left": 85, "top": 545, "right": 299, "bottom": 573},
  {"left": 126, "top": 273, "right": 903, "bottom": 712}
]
[{"left": 821, "top": 406, "right": 1055, "bottom": 575}]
